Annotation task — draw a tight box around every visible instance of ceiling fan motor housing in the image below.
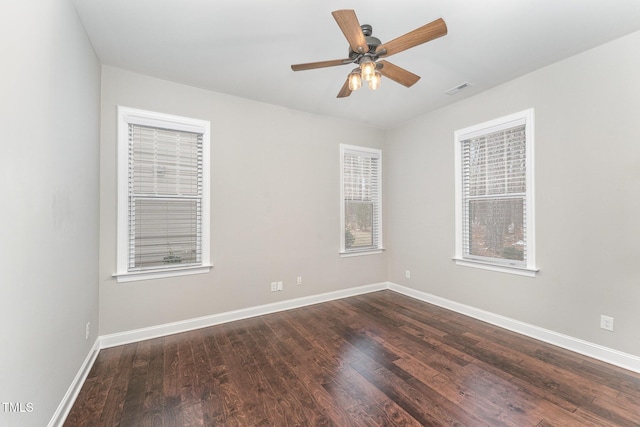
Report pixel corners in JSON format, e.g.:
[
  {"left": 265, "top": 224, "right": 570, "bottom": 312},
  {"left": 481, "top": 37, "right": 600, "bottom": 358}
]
[{"left": 348, "top": 25, "right": 382, "bottom": 61}]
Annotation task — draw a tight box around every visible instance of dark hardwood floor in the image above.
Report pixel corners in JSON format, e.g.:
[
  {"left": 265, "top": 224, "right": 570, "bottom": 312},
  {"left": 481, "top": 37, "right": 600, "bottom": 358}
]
[{"left": 64, "top": 290, "right": 640, "bottom": 426}]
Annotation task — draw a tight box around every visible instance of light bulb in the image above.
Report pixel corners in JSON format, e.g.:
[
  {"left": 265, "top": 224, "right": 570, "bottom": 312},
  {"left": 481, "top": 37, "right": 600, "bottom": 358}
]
[
  {"left": 368, "top": 71, "right": 381, "bottom": 90},
  {"left": 348, "top": 71, "right": 362, "bottom": 91},
  {"left": 360, "top": 60, "right": 376, "bottom": 82}
]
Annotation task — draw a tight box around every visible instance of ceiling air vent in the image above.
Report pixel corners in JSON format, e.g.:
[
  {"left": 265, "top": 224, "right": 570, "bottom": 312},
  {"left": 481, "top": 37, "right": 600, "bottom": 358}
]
[{"left": 445, "top": 82, "right": 472, "bottom": 95}]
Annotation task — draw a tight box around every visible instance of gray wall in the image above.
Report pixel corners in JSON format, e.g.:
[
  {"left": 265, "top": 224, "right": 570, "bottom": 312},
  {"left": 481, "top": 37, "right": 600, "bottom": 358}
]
[
  {"left": 99, "top": 67, "right": 387, "bottom": 335},
  {"left": 0, "top": 1, "right": 101, "bottom": 426},
  {"left": 385, "top": 30, "right": 640, "bottom": 357}
]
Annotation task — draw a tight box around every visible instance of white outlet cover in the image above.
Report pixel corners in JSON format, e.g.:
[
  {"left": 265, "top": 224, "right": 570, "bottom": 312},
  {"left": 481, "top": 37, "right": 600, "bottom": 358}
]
[{"left": 600, "top": 315, "right": 614, "bottom": 331}]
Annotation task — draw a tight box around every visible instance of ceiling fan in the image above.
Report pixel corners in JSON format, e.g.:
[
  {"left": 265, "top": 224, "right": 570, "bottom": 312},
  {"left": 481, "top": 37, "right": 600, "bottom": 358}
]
[{"left": 291, "top": 10, "right": 447, "bottom": 98}]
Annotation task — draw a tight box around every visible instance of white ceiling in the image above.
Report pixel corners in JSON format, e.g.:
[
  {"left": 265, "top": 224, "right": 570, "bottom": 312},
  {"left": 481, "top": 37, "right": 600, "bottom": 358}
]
[{"left": 71, "top": 0, "right": 640, "bottom": 129}]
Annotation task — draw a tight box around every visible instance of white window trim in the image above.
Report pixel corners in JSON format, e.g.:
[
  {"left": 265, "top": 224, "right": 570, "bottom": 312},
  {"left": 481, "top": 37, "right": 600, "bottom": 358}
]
[
  {"left": 114, "top": 106, "right": 212, "bottom": 282},
  {"left": 453, "top": 108, "right": 537, "bottom": 277},
  {"left": 339, "top": 144, "right": 384, "bottom": 257}
]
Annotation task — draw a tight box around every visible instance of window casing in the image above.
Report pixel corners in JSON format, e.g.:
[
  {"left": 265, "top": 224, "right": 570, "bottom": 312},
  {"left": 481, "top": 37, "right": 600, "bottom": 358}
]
[
  {"left": 340, "top": 144, "right": 383, "bottom": 255},
  {"left": 116, "top": 107, "right": 211, "bottom": 282},
  {"left": 454, "top": 109, "right": 537, "bottom": 276}
]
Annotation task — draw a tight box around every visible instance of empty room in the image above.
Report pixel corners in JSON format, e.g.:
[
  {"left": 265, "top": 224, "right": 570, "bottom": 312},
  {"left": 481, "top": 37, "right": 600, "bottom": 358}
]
[{"left": 2, "top": 0, "right": 640, "bottom": 426}]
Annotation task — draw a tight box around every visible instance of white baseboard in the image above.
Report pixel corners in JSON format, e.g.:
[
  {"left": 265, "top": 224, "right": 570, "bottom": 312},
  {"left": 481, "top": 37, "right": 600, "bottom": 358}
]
[
  {"left": 47, "top": 338, "right": 100, "bottom": 427},
  {"left": 388, "top": 282, "right": 640, "bottom": 374},
  {"left": 55, "top": 280, "right": 640, "bottom": 426},
  {"left": 100, "top": 281, "right": 640, "bottom": 372},
  {"left": 99, "top": 282, "right": 389, "bottom": 348}
]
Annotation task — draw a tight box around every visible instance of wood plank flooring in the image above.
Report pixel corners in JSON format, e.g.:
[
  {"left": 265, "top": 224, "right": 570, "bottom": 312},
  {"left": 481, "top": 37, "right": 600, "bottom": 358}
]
[{"left": 64, "top": 291, "right": 640, "bottom": 426}]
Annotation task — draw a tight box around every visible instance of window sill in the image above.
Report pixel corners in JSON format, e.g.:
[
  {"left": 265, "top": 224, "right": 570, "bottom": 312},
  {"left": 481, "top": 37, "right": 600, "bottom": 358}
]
[
  {"left": 113, "top": 264, "right": 212, "bottom": 283},
  {"left": 340, "top": 248, "right": 385, "bottom": 258},
  {"left": 453, "top": 258, "right": 538, "bottom": 277}
]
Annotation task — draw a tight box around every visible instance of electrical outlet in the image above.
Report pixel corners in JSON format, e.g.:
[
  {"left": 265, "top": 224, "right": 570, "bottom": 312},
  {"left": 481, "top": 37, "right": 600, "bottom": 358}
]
[
  {"left": 405, "top": 270, "right": 411, "bottom": 279},
  {"left": 600, "top": 315, "right": 614, "bottom": 332},
  {"left": 297, "top": 276, "right": 302, "bottom": 285},
  {"left": 271, "top": 282, "right": 277, "bottom": 292},
  {"left": 85, "top": 322, "right": 90, "bottom": 340}
]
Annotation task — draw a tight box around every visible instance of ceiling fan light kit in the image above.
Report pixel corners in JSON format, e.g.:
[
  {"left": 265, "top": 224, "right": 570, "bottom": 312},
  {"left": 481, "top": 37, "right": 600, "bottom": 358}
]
[
  {"left": 291, "top": 9, "right": 447, "bottom": 98},
  {"left": 348, "top": 59, "right": 382, "bottom": 92}
]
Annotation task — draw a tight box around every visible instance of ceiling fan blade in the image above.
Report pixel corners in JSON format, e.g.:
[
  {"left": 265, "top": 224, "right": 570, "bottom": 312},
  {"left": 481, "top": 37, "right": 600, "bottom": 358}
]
[
  {"left": 378, "top": 60, "right": 420, "bottom": 87},
  {"left": 337, "top": 79, "right": 352, "bottom": 98},
  {"left": 377, "top": 18, "right": 447, "bottom": 57},
  {"left": 291, "top": 59, "right": 351, "bottom": 71},
  {"left": 332, "top": 9, "right": 369, "bottom": 54}
]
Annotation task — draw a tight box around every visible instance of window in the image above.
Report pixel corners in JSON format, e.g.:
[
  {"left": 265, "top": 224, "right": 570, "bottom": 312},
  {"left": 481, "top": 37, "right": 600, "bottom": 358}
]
[
  {"left": 454, "top": 109, "right": 536, "bottom": 276},
  {"left": 340, "top": 144, "right": 383, "bottom": 255},
  {"left": 115, "top": 107, "right": 211, "bottom": 282}
]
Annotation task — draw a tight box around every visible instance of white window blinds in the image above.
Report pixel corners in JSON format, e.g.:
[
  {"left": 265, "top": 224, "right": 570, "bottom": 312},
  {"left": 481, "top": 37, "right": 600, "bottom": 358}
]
[
  {"left": 461, "top": 123, "right": 527, "bottom": 264},
  {"left": 341, "top": 146, "right": 382, "bottom": 253},
  {"left": 455, "top": 109, "right": 536, "bottom": 275},
  {"left": 128, "top": 124, "right": 203, "bottom": 270}
]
